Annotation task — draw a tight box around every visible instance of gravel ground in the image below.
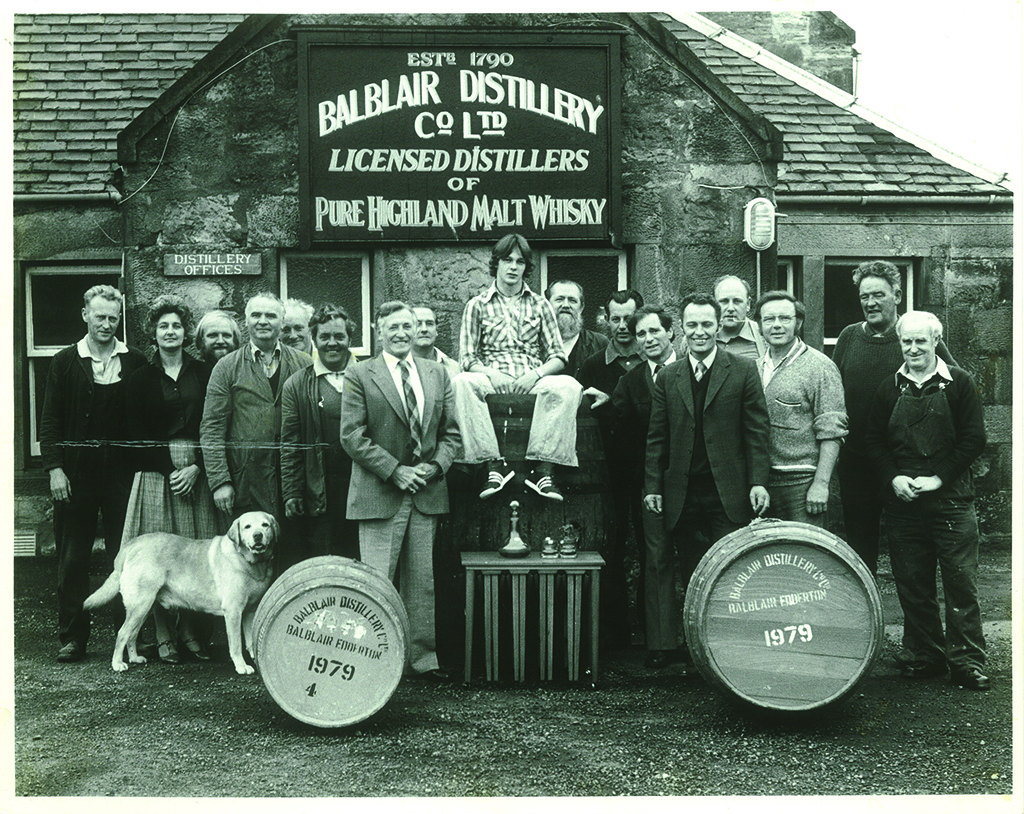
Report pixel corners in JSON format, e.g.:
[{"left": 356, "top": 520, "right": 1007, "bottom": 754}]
[{"left": 7, "top": 549, "right": 1019, "bottom": 808}]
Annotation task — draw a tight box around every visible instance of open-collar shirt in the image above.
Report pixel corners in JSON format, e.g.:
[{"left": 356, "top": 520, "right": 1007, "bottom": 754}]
[
  {"left": 760, "top": 338, "right": 807, "bottom": 388},
  {"left": 896, "top": 356, "right": 953, "bottom": 390},
  {"left": 77, "top": 336, "right": 130, "bottom": 384},
  {"left": 248, "top": 341, "right": 281, "bottom": 379}
]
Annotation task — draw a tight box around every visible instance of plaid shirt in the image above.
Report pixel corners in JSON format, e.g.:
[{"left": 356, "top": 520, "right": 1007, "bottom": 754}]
[{"left": 459, "top": 283, "right": 566, "bottom": 379}]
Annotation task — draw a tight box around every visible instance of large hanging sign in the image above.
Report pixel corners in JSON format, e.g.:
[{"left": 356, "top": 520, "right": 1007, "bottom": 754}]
[{"left": 297, "top": 30, "right": 622, "bottom": 245}]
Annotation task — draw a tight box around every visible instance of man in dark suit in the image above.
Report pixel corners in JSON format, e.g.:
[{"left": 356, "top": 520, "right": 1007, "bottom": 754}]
[
  {"left": 589, "top": 304, "right": 673, "bottom": 649},
  {"left": 40, "top": 284, "right": 147, "bottom": 662},
  {"left": 341, "top": 301, "right": 462, "bottom": 680},
  {"left": 644, "top": 292, "right": 771, "bottom": 670}
]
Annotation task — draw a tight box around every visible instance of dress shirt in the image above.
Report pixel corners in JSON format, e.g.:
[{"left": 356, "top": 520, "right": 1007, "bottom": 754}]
[
  {"left": 687, "top": 346, "right": 717, "bottom": 376},
  {"left": 647, "top": 351, "right": 677, "bottom": 382},
  {"left": 77, "top": 336, "right": 130, "bottom": 384},
  {"left": 382, "top": 351, "right": 424, "bottom": 424}
]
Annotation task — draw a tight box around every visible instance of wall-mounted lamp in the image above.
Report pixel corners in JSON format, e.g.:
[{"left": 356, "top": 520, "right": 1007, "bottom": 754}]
[{"left": 743, "top": 197, "right": 776, "bottom": 251}]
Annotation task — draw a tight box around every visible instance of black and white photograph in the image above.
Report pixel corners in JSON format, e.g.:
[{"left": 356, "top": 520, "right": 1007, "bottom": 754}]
[{"left": 5, "top": 4, "right": 1021, "bottom": 812}]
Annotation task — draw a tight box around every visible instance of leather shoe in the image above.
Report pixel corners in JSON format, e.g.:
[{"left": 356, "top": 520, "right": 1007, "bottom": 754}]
[
  {"left": 415, "top": 668, "right": 450, "bottom": 682},
  {"left": 644, "top": 650, "right": 672, "bottom": 669},
  {"left": 951, "top": 667, "right": 991, "bottom": 691},
  {"left": 900, "top": 661, "right": 948, "bottom": 679},
  {"left": 57, "top": 642, "right": 85, "bottom": 663}
]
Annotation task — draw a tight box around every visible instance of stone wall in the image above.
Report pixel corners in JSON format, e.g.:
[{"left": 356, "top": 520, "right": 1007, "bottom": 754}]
[
  {"left": 778, "top": 203, "right": 1015, "bottom": 543},
  {"left": 702, "top": 11, "right": 856, "bottom": 92},
  {"left": 118, "top": 12, "right": 775, "bottom": 356}
]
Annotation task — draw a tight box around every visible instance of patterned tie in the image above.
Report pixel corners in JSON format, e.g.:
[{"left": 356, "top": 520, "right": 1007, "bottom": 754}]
[
  {"left": 695, "top": 360, "right": 707, "bottom": 382},
  {"left": 400, "top": 359, "right": 422, "bottom": 458}
]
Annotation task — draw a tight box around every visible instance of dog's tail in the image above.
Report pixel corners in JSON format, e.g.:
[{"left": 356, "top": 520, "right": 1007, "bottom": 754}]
[{"left": 83, "top": 550, "right": 124, "bottom": 610}]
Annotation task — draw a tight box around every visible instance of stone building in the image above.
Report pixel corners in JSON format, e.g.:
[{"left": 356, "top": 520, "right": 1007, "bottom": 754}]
[{"left": 12, "top": 12, "right": 1014, "bottom": 550}]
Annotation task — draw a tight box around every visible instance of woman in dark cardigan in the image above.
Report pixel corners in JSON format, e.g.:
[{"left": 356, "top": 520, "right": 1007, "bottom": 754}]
[{"left": 122, "top": 295, "right": 218, "bottom": 663}]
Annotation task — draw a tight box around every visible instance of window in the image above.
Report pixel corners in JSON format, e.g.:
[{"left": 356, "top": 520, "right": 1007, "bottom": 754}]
[
  {"left": 776, "top": 258, "right": 803, "bottom": 301},
  {"left": 539, "top": 249, "right": 628, "bottom": 331},
  {"left": 25, "top": 264, "right": 124, "bottom": 457},
  {"left": 823, "top": 258, "right": 915, "bottom": 348},
  {"left": 280, "top": 252, "right": 372, "bottom": 356}
]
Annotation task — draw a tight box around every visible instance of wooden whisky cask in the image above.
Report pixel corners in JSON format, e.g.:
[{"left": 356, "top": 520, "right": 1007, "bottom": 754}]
[
  {"left": 683, "top": 519, "right": 883, "bottom": 711},
  {"left": 252, "top": 556, "right": 409, "bottom": 727}
]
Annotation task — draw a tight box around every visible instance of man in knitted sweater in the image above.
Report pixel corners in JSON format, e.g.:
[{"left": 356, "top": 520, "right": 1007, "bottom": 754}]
[
  {"left": 755, "top": 292, "right": 847, "bottom": 528},
  {"left": 864, "top": 311, "right": 988, "bottom": 690},
  {"left": 832, "top": 261, "right": 955, "bottom": 575}
]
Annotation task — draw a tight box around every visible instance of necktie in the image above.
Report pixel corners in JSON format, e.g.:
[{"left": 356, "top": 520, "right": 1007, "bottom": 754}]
[
  {"left": 400, "top": 359, "right": 422, "bottom": 458},
  {"left": 695, "top": 361, "right": 707, "bottom": 382},
  {"left": 653, "top": 363, "right": 664, "bottom": 381}
]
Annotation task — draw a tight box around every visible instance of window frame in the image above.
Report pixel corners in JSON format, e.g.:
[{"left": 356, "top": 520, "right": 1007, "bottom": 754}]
[
  {"left": 280, "top": 250, "right": 372, "bottom": 357},
  {"left": 538, "top": 248, "right": 628, "bottom": 295},
  {"left": 822, "top": 257, "right": 916, "bottom": 349},
  {"left": 24, "top": 262, "right": 125, "bottom": 458}
]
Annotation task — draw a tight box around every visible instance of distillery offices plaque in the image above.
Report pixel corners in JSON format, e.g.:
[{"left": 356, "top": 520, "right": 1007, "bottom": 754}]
[{"left": 297, "top": 29, "right": 622, "bottom": 245}]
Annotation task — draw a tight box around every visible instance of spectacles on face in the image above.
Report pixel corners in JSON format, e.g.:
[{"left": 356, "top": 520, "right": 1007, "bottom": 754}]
[{"left": 760, "top": 315, "right": 796, "bottom": 326}]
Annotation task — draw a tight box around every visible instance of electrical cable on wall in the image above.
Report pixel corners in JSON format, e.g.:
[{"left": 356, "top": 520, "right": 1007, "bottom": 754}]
[{"left": 119, "top": 39, "right": 295, "bottom": 205}]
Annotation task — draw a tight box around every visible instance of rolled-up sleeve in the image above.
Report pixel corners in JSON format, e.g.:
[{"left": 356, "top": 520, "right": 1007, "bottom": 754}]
[{"left": 811, "top": 361, "right": 849, "bottom": 442}]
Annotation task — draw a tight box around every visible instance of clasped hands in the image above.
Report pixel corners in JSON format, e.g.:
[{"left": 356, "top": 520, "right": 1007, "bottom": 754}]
[
  {"left": 891, "top": 474, "right": 943, "bottom": 502},
  {"left": 484, "top": 367, "right": 540, "bottom": 394},
  {"left": 391, "top": 462, "right": 440, "bottom": 494}
]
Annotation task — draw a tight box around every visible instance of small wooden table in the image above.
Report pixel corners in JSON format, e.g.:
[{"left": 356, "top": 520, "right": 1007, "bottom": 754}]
[{"left": 462, "top": 551, "right": 603, "bottom": 685}]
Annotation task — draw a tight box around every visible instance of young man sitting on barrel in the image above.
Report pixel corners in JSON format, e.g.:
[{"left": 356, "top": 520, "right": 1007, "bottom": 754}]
[{"left": 452, "top": 233, "right": 583, "bottom": 501}]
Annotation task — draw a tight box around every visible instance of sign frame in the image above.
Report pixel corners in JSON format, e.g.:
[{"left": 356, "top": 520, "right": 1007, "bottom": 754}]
[{"left": 296, "top": 27, "right": 623, "bottom": 247}]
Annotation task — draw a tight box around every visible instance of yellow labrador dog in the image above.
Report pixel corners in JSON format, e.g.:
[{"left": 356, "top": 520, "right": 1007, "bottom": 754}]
[{"left": 84, "top": 511, "right": 278, "bottom": 675}]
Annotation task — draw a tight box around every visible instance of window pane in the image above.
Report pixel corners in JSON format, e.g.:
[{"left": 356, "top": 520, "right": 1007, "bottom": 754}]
[
  {"left": 283, "top": 255, "right": 365, "bottom": 337},
  {"left": 31, "top": 272, "right": 122, "bottom": 348},
  {"left": 545, "top": 254, "right": 621, "bottom": 331}
]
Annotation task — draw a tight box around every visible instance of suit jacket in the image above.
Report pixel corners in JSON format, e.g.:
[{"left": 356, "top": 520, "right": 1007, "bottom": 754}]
[
  {"left": 341, "top": 354, "right": 461, "bottom": 520},
  {"left": 645, "top": 350, "right": 770, "bottom": 528},
  {"left": 608, "top": 360, "right": 657, "bottom": 484},
  {"left": 200, "top": 343, "right": 312, "bottom": 513}
]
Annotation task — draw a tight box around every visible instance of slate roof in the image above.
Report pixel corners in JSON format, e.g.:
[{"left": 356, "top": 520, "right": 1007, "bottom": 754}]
[
  {"left": 657, "top": 12, "right": 1011, "bottom": 196},
  {"left": 12, "top": 13, "right": 246, "bottom": 195},
  {"left": 12, "top": 12, "right": 1011, "bottom": 198}
]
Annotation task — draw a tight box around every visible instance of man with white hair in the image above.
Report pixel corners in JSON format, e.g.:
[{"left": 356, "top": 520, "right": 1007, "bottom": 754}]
[
  {"left": 546, "top": 279, "right": 607, "bottom": 380},
  {"left": 201, "top": 293, "right": 312, "bottom": 528},
  {"left": 864, "top": 311, "right": 988, "bottom": 690},
  {"left": 282, "top": 298, "right": 315, "bottom": 356}
]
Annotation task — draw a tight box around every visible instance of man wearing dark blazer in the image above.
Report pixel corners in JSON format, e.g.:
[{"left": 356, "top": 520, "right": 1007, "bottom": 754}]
[
  {"left": 644, "top": 292, "right": 771, "bottom": 670},
  {"left": 341, "top": 301, "right": 461, "bottom": 680},
  {"left": 40, "top": 284, "right": 147, "bottom": 662}
]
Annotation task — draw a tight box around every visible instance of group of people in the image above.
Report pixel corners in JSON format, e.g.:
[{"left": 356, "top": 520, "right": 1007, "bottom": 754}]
[{"left": 40, "top": 235, "right": 990, "bottom": 692}]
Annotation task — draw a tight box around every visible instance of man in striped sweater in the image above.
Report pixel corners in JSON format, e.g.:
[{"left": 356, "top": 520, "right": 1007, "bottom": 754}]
[{"left": 755, "top": 291, "right": 847, "bottom": 528}]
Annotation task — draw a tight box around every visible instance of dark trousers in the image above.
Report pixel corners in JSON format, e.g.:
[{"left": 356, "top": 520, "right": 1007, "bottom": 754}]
[
  {"left": 55, "top": 466, "right": 132, "bottom": 647},
  {"left": 599, "top": 472, "right": 645, "bottom": 648},
  {"left": 886, "top": 496, "right": 985, "bottom": 670},
  {"left": 645, "top": 479, "right": 741, "bottom": 652},
  {"left": 837, "top": 452, "right": 882, "bottom": 575}
]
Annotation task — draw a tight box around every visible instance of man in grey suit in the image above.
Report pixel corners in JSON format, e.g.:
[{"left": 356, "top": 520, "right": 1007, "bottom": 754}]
[
  {"left": 644, "top": 292, "right": 771, "bottom": 670},
  {"left": 341, "top": 301, "right": 461, "bottom": 680}
]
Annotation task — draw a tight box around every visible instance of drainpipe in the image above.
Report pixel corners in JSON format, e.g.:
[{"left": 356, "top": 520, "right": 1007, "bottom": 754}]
[{"left": 14, "top": 191, "right": 122, "bottom": 204}]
